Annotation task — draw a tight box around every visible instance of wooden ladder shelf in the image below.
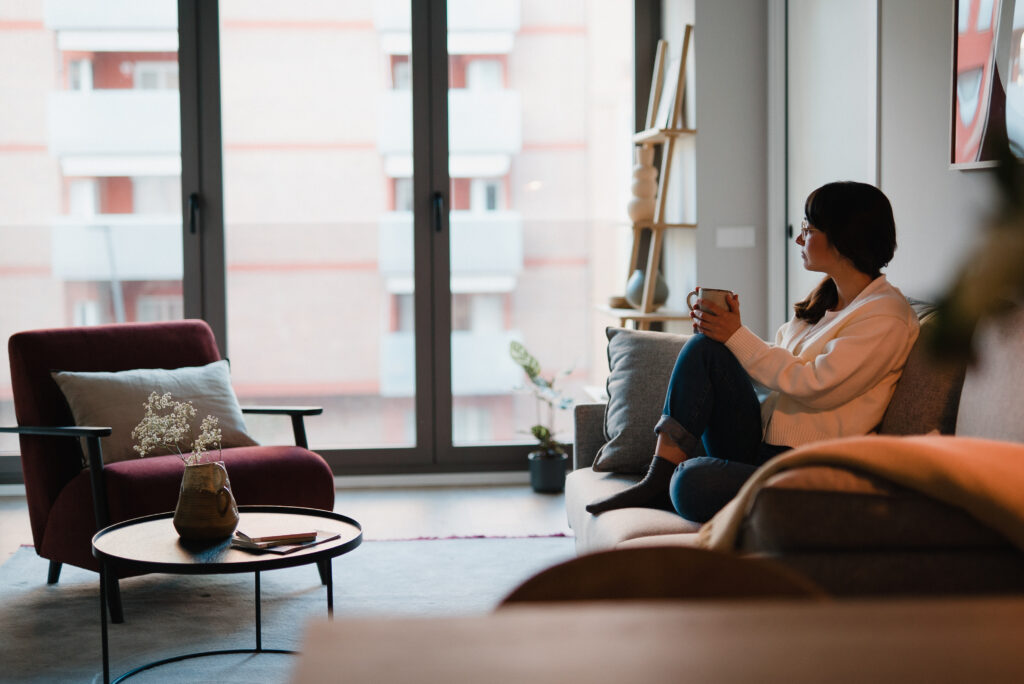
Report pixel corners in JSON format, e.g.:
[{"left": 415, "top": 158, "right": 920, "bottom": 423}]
[{"left": 604, "top": 26, "right": 696, "bottom": 331}]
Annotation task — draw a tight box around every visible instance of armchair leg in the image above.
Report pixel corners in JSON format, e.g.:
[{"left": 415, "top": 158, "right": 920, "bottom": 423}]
[
  {"left": 106, "top": 574, "right": 124, "bottom": 624},
  {"left": 317, "top": 559, "right": 331, "bottom": 586},
  {"left": 47, "top": 560, "right": 62, "bottom": 584}
]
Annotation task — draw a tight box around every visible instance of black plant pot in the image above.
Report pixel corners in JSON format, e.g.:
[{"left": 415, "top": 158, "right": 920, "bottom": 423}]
[{"left": 528, "top": 451, "right": 568, "bottom": 493}]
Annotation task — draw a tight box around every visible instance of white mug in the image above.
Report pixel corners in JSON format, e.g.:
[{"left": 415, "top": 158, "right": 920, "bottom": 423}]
[{"left": 686, "top": 287, "right": 734, "bottom": 312}]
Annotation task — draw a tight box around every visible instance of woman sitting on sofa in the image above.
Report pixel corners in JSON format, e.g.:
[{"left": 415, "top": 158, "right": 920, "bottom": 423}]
[{"left": 587, "top": 181, "right": 920, "bottom": 522}]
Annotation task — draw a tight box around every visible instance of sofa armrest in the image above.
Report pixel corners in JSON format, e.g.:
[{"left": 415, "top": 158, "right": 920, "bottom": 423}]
[
  {"left": 573, "top": 403, "right": 606, "bottom": 470},
  {"left": 738, "top": 465, "right": 1008, "bottom": 554}
]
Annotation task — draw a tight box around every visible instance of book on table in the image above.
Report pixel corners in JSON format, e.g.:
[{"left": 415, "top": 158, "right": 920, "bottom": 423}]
[
  {"left": 235, "top": 529, "right": 319, "bottom": 544},
  {"left": 231, "top": 529, "right": 341, "bottom": 555}
]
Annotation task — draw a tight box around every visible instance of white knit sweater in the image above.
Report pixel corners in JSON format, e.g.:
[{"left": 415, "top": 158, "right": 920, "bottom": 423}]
[{"left": 725, "top": 276, "right": 919, "bottom": 448}]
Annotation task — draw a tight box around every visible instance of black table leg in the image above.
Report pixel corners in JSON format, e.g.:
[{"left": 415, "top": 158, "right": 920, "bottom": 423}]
[
  {"left": 325, "top": 559, "right": 334, "bottom": 618},
  {"left": 100, "top": 563, "right": 109, "bottom": 684},
  {"left": 255, "top": 570, "right": 262, "bottom": 652}
]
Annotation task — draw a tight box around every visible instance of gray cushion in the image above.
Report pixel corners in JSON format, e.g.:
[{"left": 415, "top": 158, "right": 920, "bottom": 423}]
[
  {"left": 878, "top": 308, "right": 967, "bottom": 436},
  {"left": 52, "top": 360, "right": 258, "bottom": 464},
  {"left": 565, "top": 467, "right": 701, "bottom": 554},
  {"left": 593, "top": 327, "right": 689, "bottom": 473}
]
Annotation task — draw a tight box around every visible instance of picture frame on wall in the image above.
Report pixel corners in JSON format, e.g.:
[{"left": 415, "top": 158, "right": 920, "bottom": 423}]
[{"left": 951, "top": 0, "right": 1024, "bottom": 168}]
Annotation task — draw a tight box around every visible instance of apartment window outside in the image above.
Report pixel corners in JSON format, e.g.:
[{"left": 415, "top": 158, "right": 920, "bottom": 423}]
[
  {"left": 72, "top": 300, "right": 103, "bottom": 327},
  {"left": 446, "top": 1, "right": 633, "bottom": 448},
  {"left": 470, "top": 179, "right": 502, "bottom": 212},
  {"left": 465, "top": 58, "right": 503, "bottom": 91},
  {"left": 132, "top": 176, "right": 181, "bottom": 214},
  {"left": 133, "top": 61, "right": 179, "bottom": 90},
  {"left": 0, "top": 1, "right": 635, "bottom": 472},
  {"left": 0, "top": 2, "right": 184, "bottom": 457},
  {"left": 393, "top": 177, "right": 413, "bottom": 212},
  {"left": 392, "top": 56, "right": 411, "bottom": 90},
  {"left": 68, "top": 179, "right": 99, "bottom": 216},
  {"left": 219, "top": 1, "right": 420, "bottom": 450},
  {"left": 68, "top": 58, "right": 92, "bottom": 91},
  {"left": 136, "top": 294, "right": 184, "bottom": 322}
]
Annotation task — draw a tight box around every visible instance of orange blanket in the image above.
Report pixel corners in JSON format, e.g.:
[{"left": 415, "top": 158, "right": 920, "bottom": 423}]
[{"left": 699, "top": 434, "right": 1024, "bottom": 551}]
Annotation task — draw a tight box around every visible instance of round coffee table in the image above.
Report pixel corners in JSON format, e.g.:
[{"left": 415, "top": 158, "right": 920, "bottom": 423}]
[{"left": 92, "top": 505, "right": 362, "bottom": 684}]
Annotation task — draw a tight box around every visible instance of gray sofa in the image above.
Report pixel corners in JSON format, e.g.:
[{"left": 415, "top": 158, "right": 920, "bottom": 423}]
[{"left": 566, "top": 304, "right": 1024, "bottom": 595}]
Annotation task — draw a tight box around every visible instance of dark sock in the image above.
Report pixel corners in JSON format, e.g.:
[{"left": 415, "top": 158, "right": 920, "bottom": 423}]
[{"left": 585, "top": 456, "right": 677, "bottom": 514}]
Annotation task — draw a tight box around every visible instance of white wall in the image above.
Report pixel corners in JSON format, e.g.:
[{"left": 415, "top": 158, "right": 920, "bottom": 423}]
[
  {"left": 787, "top": 0, "right": 878, "bottom": 311},
  {"left": 666, "top": 0, "right": 998, "bottom": 338},
  {"left": 691, "top": 0, "right": 769, "bottom": 337},
  {"left": 879, "top": 0, "right": 996, "bottom": 301},
  {"left": 659, "top": 0, "right": 697, "bottom": 331}
]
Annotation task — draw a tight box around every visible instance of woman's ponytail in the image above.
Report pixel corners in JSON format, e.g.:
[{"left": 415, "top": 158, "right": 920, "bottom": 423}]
[{"left": 793, "top": 277, "right": 838, "bottom": 324}]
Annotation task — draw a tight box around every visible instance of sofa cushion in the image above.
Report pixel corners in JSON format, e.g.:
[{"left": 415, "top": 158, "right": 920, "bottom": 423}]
[
  {"left": 736, "top": 465, "right": 1013, "bottom": 553},
  {"left": 593, "top": 328, "right": 690, "bottom": 473},
  {"left": 879, "top": 307, "right": 967, "bottom": 436},
  {"left": 51, "top": 360, "right": 257, "bottom": 464},
  {"left": 565, "top": 467, "right": 700, "bottom": 554}
]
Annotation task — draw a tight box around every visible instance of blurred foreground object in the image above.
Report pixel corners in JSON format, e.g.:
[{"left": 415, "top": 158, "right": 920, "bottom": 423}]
[{"left": 928, "top": 136, "right": 1024, "bottom": 362}]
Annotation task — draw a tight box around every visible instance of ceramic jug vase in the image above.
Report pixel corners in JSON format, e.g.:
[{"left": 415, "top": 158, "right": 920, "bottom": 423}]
[{"left": 173, "top": 461, "right": 239, "bottom": 541}]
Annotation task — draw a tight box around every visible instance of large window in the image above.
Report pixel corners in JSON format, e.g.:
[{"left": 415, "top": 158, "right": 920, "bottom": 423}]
[
  {"left": 1, "top": 0, "right": 639, "bottom": 476},
  {"left": 0, "top": 0, "right": 183, "bottom": 460},
  {"left": 215, "top": 1, "right": 633, "bottom": 470}
]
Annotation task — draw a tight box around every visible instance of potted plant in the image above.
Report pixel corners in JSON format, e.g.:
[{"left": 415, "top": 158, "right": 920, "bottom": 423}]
[{"left": 509, "top": 341, "right": 573, "bottom": 493}]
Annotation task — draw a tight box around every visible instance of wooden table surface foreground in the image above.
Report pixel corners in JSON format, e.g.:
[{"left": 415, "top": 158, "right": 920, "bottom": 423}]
[{"left": 290, "top": 596, "right": 1024, "bottom": 683}]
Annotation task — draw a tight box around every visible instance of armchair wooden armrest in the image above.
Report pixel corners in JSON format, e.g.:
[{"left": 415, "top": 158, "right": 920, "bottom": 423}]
[
  {"left": 0, "top": 424, "right": 114, "bottom": 529},
  {"left": 239, "top": 406, "right": 323, "bottom": 450}
]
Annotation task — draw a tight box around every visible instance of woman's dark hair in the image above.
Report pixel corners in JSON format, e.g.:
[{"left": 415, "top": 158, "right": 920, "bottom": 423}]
[{"left": 793, "top": 181, "right": 897, "bottom": 324}]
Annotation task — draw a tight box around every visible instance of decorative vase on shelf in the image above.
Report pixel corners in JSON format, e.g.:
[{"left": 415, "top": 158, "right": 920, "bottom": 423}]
[
  {"left": 173, "top": 461, "right": 239, "bottom": 542},
  {"left": 624, "top": 268, "right": 669, "bottom": 310},
  {"left": 626, "top": 144, "right": 658, "bottom": 223}
]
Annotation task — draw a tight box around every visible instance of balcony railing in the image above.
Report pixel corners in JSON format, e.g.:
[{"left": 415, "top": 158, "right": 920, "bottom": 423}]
[
  {"left": 380, "top": 330, "right": 523, "bottom": 397},
  {"left": 378, "top": 90, "right": 521, "bottom": 156},
  {"left": 44, "top": 0, "right": 176, "bottom": 31},
  {"left": 378, "top": 210, "right": 523, "bottom": 278},
  {"left": 51, "top": 215, "right": 182, "bottom": 281},
  {"left": 49, "top": 91, "right": 180, "bottom": 157}
]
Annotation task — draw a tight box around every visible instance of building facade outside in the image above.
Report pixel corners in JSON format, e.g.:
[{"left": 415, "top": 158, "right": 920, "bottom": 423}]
[{"left": 0, "top": 0, "right": 635, "bottom": 462}]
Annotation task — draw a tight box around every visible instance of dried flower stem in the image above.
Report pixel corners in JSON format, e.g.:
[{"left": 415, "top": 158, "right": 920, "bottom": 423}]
[{"left": 131, "top": 391, "right": 223, "bottom": 466}]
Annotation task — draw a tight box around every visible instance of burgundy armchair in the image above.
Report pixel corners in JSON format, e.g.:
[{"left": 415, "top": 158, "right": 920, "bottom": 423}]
[{"left": 1, "top": 320, "right": 335, "bottom": 622}]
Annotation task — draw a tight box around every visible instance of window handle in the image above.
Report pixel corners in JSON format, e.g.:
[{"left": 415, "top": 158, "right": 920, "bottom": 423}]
[
  {"left": 188, "top": 193, "right": 200, "bottom": 235},
  {"left": 432, "top": 192, "right": 445, "bottom": 233}
]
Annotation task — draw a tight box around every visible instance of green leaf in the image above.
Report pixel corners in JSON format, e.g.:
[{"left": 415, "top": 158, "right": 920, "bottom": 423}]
[{"left": 509, "top": 341, "right": 541, "bottom": 379}]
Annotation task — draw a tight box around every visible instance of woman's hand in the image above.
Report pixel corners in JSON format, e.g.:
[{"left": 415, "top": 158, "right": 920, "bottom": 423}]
[{"left": 690, "top": 291, "right": 742, "bottom": 342}]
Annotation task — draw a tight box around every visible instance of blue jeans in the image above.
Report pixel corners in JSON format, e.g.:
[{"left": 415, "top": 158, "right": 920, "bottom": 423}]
[{"left": 654, "top": 334, "right": 790, "bottom": 523}]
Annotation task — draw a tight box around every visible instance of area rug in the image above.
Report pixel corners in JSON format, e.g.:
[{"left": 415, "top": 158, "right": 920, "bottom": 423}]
[{"left": 0, "top": 536, "right": 575, "bottom": 683}]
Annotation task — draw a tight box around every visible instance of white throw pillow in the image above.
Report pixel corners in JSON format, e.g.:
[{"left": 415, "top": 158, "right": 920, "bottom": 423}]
[{"left": 52, "top": 360, "right": 258, "bottom": 464}]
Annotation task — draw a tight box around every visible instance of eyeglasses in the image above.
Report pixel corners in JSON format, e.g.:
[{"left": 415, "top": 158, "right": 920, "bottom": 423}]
[{"left": 798, "top": 218, "right": 819, "bottom": 241}]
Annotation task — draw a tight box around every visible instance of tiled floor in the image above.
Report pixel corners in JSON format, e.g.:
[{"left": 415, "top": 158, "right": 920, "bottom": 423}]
[{"left": 0, "top": 482, "right": 573, "bottom": 563}]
